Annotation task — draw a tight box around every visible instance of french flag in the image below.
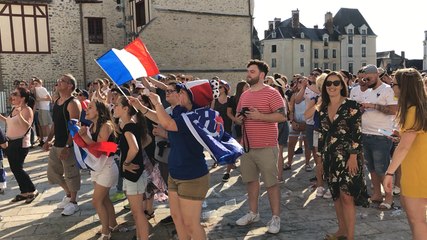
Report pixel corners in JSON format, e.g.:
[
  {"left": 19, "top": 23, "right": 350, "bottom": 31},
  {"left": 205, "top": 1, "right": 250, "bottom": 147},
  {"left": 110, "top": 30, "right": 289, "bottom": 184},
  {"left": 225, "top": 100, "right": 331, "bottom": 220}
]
[
  {"left": 68, "top": 120, "right": 118, "bottom": 171},
  {"left": 96, "top": 38, "right": 159, "bottom": 85}
]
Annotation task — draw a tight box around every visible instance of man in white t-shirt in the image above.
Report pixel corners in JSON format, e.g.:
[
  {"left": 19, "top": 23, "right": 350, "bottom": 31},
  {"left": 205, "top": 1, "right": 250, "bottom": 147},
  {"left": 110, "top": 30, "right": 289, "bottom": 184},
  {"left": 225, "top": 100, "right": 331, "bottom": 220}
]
[
  {"left": 349, "top": 68, "right": 369, "bottom": 104},
  {"left": 360, "top": 64, "right": 397, "bottom": 210},
  {"left": 33, "top": 78, "right": 52, "bottom": 146}
]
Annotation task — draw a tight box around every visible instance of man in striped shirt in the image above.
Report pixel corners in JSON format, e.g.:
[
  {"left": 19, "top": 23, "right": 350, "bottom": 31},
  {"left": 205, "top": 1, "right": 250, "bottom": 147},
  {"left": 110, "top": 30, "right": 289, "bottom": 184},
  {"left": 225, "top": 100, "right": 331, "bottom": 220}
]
[{"left": 235, "top": 60, "right": 286, "bottom": 234}]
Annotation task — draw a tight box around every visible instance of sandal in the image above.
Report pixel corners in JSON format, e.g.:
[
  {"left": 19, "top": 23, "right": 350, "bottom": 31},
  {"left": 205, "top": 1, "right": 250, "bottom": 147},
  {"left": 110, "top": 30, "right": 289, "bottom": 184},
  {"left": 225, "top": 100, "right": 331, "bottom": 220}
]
[
  {"left": 11, "top": 194, "right": 28, "bottom": 203},
  {"left": 324, "top": 234, "right": 347, "bottom": 240},
  {"left": 283, "top": 163, "right": 292, "bottom": 170},
  {"left": 369, "top": 197, "right": 383, "bottom": 204},
  {"left": 97, "top": 233, "right": 111, "bottom": 240},
  {"left": 144, "top": 210, "right": 155, "bottom": 220},
  {"left": 378, "top": 202, "right": 394, "bottom": 210},
  {"left": 305, "top": 164, "right": 313, "bottom": 172},
  {"left": 25, "top": 191, "right": 39, "bottom": 204},
  {"left": 96, "top": 223, "right": 129, "bottom": 236}
]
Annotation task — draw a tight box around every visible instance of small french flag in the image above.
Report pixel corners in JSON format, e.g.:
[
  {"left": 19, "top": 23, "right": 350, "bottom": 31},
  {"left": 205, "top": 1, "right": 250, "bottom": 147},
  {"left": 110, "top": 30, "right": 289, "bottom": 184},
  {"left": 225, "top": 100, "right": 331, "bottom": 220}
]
[{"left": 96, "top": 38, "right": 159, "bottom": 85}]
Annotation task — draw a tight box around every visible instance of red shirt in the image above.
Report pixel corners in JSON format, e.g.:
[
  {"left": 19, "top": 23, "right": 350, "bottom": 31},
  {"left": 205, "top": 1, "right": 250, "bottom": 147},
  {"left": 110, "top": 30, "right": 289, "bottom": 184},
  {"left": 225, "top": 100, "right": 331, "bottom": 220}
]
[{"left": 237, "top": 86, "right": 285, "bottom": 148}]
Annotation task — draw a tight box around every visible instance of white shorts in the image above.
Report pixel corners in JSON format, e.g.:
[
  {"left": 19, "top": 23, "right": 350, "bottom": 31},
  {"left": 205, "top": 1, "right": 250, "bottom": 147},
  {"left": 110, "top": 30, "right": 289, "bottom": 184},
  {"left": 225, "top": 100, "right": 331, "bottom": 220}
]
[
  {"left": 123, "top": 171, "right": 148, "bottom": 196},
  {"left": 91, "top": 162, "right": 119, "bottom": 188},
  {"left": 313, "top": 130, "right": 320, "bottom": 148}
]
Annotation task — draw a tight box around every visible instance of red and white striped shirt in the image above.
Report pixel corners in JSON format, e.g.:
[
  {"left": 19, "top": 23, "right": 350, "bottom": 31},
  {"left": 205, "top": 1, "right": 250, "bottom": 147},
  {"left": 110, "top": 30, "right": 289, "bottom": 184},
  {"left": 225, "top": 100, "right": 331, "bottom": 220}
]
[{"left": 237, "top": 86, "right": 285, "bottom": 148}]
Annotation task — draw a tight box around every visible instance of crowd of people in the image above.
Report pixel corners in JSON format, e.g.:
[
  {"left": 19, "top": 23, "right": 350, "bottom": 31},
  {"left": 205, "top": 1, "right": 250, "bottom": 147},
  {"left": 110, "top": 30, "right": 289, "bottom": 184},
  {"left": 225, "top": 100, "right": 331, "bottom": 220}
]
[{"left": 0, "top": 60, "right": 426, "bottom": 240}]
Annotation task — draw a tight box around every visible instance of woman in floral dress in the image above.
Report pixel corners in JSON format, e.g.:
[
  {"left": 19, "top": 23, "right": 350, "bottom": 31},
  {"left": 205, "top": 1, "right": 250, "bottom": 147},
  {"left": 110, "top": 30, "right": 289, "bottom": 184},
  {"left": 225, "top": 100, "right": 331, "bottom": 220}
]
[{"left": 317, "top": 72, "right": 369, "bottom": 240}]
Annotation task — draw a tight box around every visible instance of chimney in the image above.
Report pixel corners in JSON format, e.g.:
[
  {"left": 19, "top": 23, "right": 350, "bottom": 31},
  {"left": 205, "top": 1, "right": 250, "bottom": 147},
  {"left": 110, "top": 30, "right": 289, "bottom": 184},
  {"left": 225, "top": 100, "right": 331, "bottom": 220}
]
[
  {"left": 325, "top": 12, "right": 333, "bottom": 34},
  {"left": 425, "top": 30, "right": 427, "bottom": 40},
  {"left": 314, "top": 25, "right": 318, "bottom": 29},
  {"left": 291, "top": 9, "right": 300, "bottom": 29},
  {"left": 401, "top": 51, "right": 406, "bottom": 68},
  {"left": 268, "top": 21, "right": 274, "bottom": 31},
  {"left": 401, "top": 51, "right": 405, "bottom": 59},
  {"left": 274, "top": 18, "right": 281, "bottom": 29}
]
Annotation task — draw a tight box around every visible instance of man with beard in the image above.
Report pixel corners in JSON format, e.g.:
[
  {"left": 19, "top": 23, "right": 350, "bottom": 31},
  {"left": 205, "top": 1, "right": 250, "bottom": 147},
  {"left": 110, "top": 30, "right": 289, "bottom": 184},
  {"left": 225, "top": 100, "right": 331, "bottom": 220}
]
[
  {"left": 360, "top": 64, "right": 397, "bottom": 210},
  {"left": 234, "top": 60, "right": 286, "bottom": 234},
  {"left": 350, "top": 68, "right": 370, "bottom": 104}
]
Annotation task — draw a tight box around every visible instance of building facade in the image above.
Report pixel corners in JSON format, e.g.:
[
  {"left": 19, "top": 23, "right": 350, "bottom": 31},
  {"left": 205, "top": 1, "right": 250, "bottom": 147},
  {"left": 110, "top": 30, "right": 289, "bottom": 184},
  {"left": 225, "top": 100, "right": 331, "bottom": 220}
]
[
  {"left": 261, "top": 8, "right": 376, "bottom": 77},
  {"left": 0, "top": 0, "right": 253, "bottom": 94},
  {"left": 424, "top": 31, "right": 427, "bottom": 70}
]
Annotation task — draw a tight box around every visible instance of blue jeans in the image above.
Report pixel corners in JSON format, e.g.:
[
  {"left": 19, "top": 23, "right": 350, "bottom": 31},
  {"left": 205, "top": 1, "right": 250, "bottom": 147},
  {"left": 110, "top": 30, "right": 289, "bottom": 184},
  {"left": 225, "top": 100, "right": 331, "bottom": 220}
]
[{"left": 362, "top": 134, "right": 392, "bottom": 175}]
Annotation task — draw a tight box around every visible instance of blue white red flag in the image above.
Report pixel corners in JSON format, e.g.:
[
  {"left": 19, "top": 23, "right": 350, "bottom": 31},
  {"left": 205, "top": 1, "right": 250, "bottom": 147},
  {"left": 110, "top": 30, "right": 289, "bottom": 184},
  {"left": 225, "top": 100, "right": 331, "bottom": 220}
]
[
  {"left": 181, "top": 108, "right": 243, "bottom": 165},
  {"left": 96, "top": 38, "right": 159, "bottom": 85},
  {"left": 68, "top": 120, "right": 117, "bottom": 171}
]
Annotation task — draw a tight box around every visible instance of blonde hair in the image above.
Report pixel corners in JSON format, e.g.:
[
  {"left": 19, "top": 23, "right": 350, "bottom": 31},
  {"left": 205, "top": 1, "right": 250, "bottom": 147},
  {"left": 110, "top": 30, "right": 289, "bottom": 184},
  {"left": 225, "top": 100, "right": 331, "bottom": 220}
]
[{"left": 316, "top": 73, "right": 328, "bottom": 91}]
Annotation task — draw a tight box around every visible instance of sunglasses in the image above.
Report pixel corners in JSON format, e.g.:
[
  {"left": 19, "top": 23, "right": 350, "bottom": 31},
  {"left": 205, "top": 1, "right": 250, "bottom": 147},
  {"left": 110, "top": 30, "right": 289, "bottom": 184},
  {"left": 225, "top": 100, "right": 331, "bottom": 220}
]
[
  {"left": 390, "top": 82, "right": 399, "bottom": 88},
  {"left": 77, "top": 93, "right": 83, "bottom": 96},
  {"left": 165, "top": 89, "right": 177, "bottom": 94},
  {"left": 325, "top": 80, "right": 341, "bottom": 87},
  {"left": 93, "top": 82, "right": 99, "bottom": 85}
]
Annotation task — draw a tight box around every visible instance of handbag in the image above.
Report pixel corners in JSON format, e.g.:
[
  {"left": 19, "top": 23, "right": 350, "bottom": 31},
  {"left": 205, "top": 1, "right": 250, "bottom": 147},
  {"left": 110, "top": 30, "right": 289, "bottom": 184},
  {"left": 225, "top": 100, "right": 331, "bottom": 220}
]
[{"left": 291, "top": 121, "right": 306, "bottom": 132}]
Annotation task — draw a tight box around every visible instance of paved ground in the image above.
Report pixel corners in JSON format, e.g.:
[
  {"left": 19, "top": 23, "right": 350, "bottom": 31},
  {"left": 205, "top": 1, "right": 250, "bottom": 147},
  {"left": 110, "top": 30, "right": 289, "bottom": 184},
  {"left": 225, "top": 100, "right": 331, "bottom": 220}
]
[{"left": 0, "top": 146, "right": 411, "bottom": 240}]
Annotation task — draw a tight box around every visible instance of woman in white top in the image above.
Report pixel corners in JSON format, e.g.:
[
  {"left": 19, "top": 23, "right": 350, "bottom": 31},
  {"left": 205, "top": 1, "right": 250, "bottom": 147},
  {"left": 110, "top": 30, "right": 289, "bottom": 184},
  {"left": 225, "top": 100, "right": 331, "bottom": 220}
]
[{"left": 0, "top": 87, "right": 38, "bottom": 203}]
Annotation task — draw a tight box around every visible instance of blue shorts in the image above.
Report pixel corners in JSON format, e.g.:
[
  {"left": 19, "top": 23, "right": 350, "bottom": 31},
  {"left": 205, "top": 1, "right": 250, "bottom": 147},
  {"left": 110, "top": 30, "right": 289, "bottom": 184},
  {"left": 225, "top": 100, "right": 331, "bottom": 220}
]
[
  {"left": 278, "top": 121, "right": 289, "bottom": 146},
  {"left": 362, "top": 134, "right": 392, "bottom": 175},
  {"left": 305, "top": 124, "right": 315, "bottom": 150}
]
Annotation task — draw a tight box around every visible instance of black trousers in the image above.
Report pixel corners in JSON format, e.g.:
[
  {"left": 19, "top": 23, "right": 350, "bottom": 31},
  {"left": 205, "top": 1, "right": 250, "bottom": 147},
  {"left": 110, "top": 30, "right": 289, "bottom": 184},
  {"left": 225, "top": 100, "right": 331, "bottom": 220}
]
[{"left": 6, "top": 139, "right": 35, "bottom": 193}]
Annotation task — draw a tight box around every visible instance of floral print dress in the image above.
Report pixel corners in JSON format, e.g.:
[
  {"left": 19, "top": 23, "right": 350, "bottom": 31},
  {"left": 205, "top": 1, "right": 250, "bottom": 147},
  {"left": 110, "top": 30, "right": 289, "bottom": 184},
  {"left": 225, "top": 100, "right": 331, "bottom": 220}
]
[{"left": 318, "top": 99, "right": 369, "bottom": 207}]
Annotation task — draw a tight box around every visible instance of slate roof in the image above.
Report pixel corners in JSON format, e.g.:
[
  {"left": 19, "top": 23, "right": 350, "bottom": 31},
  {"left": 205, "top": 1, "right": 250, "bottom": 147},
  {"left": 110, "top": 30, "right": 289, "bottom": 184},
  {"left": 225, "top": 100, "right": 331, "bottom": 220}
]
[
  {"left": 263, "top": 8, "right": 375, "bottom": 41},
  {"left": 333, "top": 8, "right": 376, "bottom": 36}
]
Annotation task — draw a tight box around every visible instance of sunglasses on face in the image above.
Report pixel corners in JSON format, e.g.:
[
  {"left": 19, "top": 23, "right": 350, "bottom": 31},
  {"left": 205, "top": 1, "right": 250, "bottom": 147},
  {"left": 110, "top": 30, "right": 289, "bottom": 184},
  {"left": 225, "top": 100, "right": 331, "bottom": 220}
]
[
  {"left": 11, "top": 92, "right": 20, "bottom": 97},
  {"left": 325, "top": 80, "right": 341, "bottom": 87},
  {"left": 165, "top": 89, "right": 177, "bottom": 94}
]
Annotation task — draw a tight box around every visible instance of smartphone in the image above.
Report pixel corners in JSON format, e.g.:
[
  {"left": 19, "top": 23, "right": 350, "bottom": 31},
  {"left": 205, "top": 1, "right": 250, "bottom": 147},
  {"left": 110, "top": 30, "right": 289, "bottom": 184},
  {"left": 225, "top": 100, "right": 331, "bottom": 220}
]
[{"left": 378, "top": 128, "right": 393, "bottom": 137}]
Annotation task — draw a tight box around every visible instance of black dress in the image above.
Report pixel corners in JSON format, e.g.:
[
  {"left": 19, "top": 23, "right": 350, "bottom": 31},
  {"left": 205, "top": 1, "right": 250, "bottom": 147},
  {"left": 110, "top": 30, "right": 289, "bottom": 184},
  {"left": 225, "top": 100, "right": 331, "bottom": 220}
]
[{"left": 318, "top": 99, "right": 369, "bottom": 207}]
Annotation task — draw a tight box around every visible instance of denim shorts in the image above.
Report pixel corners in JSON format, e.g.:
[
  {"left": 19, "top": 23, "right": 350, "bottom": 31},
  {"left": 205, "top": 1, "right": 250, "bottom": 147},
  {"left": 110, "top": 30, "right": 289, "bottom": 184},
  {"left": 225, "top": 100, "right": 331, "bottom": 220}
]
[
  {"left": 305, "top": 124, "right": 315, "bottom": 150},
  {"left": 362, "top": 134, "right": 392, "bottom": 175},
  {"left": 278, "top": 121, "right": 289, "bottom": 146}
]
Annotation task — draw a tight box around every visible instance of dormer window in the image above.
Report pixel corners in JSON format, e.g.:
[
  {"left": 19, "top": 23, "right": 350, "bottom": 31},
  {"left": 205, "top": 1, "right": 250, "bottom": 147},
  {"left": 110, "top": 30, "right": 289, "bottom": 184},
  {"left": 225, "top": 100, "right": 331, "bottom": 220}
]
[
  {"left": 271, "top": 31, "right": 276, "bottom": 38},
  {"left": 345, "top": 24, "right": 354, "bottom": 35},
  {"left": 323, "top": 34, "right": 329, "bottom": 47},
  {"left": 359, "top": 24, "right": 368, "bottom": 35},
  {"left": 301, "top": 32, "right": 305, "bottom": 38}
]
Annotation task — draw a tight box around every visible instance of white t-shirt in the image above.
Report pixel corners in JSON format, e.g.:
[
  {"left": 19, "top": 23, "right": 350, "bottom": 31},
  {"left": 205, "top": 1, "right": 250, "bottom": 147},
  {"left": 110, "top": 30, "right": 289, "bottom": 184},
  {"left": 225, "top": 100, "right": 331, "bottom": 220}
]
[
  {"left": 35, "top": 86, "right": 51, "bottom": 110},
  {"left": 349, "top": 85, "right": 369, "bottom": 104},
  {"left": 361, "top": 83, "right": 397, "bottom": 135},
  {"left": 304, "top": 87, "right": 319, "bottom": 125}
]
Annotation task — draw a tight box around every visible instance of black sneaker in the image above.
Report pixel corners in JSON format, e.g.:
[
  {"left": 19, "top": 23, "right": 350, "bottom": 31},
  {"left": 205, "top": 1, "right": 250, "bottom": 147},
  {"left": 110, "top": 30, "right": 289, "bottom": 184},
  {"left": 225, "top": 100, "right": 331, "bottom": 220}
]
[
  {"left": 295, "top": 147, "right": 303, "bottom": 154},
  {"left": 160, "top": 215, "right": 174, "bottom": 225},
  {"left": 38, "top": 140, "right": 45, "bottom": 147},
  {"left": 222, "top": 173, "right": 230, "bottom": 182}
]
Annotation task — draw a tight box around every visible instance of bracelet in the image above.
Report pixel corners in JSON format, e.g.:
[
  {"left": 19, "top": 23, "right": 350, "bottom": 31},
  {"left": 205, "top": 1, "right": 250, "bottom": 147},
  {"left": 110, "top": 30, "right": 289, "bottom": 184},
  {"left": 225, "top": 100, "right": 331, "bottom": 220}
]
[
  {"left": 123, "top": 161, "right": 131, "bottom": 166},
  {"left": 385, "top": 172, "right": 394, "bottom": 176},
  {"left": 143, "top": 108, "right": 149, "bottom": 114}
]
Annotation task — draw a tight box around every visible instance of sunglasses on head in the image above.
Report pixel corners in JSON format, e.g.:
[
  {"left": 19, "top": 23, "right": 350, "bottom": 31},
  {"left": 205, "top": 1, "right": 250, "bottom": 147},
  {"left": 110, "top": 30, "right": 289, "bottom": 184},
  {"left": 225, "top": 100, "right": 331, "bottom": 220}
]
[{"left": 325, "top": 80, "right": 341, "bottom": 87}]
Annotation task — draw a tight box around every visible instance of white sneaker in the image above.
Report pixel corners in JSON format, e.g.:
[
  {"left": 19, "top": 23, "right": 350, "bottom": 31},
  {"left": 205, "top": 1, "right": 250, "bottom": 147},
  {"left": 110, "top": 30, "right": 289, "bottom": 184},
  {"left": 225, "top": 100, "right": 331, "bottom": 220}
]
[
  {"left": 316, "top": 187, "right": 324, "bottom": 197},
  {"left": 393, "top": 186, "right": 401, "bottom": 195},
  {"left": 61, "top": 202, "right": 80, "bottom": 216},
  {"left": 323, "top": 189, "right": 332, "bottom": 199},
  {"left": 267, "top": 215, "right": 281, "bottom": 234},
  {"left": 236, "top": 211, "right": 260, "bottom": 226},
  {"left": 57, "top": 196, "right": 71, "bottom": 209}
]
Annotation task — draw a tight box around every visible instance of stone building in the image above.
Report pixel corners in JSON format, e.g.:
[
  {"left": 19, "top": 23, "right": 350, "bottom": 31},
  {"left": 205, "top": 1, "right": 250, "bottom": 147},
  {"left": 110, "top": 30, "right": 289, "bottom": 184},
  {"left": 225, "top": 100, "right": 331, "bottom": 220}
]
[
  {"left": 0, "top": 0, "right": 254, "bottom": 96},
  {"left": 261, "top": 8, "right": 376, "bottom": 77}
]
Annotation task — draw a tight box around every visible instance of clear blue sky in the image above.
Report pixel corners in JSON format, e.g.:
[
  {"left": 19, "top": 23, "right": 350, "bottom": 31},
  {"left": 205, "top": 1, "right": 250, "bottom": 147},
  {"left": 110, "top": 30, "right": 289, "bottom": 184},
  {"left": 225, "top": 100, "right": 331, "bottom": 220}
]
[{"left": 253, "top": 0, "right": 427, "bottom": 59}]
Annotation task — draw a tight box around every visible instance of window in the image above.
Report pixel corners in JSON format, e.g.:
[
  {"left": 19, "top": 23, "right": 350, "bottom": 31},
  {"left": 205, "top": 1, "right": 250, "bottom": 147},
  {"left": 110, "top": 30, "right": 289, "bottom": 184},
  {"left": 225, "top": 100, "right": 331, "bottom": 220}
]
[
  {"left": 348, "top": 28, "right": 353, "bottom": 35},
  {"left": 362, "top": 36, "right": 366, "bottom": 44},
  {"left": 323, "top": 63, "right": 329, "bottom": 70},
  {"left": 323, "top": 38, "right": 329, "bottom": 46},
  {"left": 361, "top": 29, "right": 367, "bottom": 35},
  {"left": 136, "top": 0, "right": 147, "bottom": 27},
  {"left": 348, "top": 36, "right": 353, "bottom": 44},
  {"left": 300, "top": 58, "right": 304, "bottom": 67},
  {"left": 271, "top": 45, "right": 277, "bottom": 53},
  {"left": 300, "top": 44, "right": 304, "bottom": 52},
  {"left": 324, "top": 49, "right": 328, "bottom": 59},
  {"left": 0, "top": 3, "right": 50, "bottom": 53},
  {"left": 314, "top": 63, "right": 319, "bottom": 68},
  {"left": 348, "top": 47, "right": 353, "bottom": 57},
  {"left": 362, "top": 47, "right": 366, "bottom": 58},
  {"left": 333, "top": 49, "right": 337, "bottom": 58},
  {"left": 332, "top": 63, "right": 337, "bottom": 71},
  {"left": 88, "top": 18, "right": 103, "bottom": 44},
  {"left": 301, "top": 32, "right": 305, "bottom": 38},
  {"left": 348, "top": 63, "right": 353, "bottom": 73},
  {"left": 271, "top": 31, "right": 276, "bottom": 38},
  {"left": 271, "top": 58, "right": 277, "bottom": 68},
  {"left": 314, "top": 49, "right": 319, "bottom": 59},
  {"left": 362, "top": 62, "right": 367, "bottom": 67}
]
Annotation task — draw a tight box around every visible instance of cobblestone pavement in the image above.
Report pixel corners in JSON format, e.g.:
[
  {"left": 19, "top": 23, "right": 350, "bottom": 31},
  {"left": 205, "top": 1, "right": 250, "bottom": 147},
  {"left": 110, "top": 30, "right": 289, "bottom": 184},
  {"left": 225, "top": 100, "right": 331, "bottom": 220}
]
[{"left": 0, "top": 147, "right": 411, "bottom": 240}]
